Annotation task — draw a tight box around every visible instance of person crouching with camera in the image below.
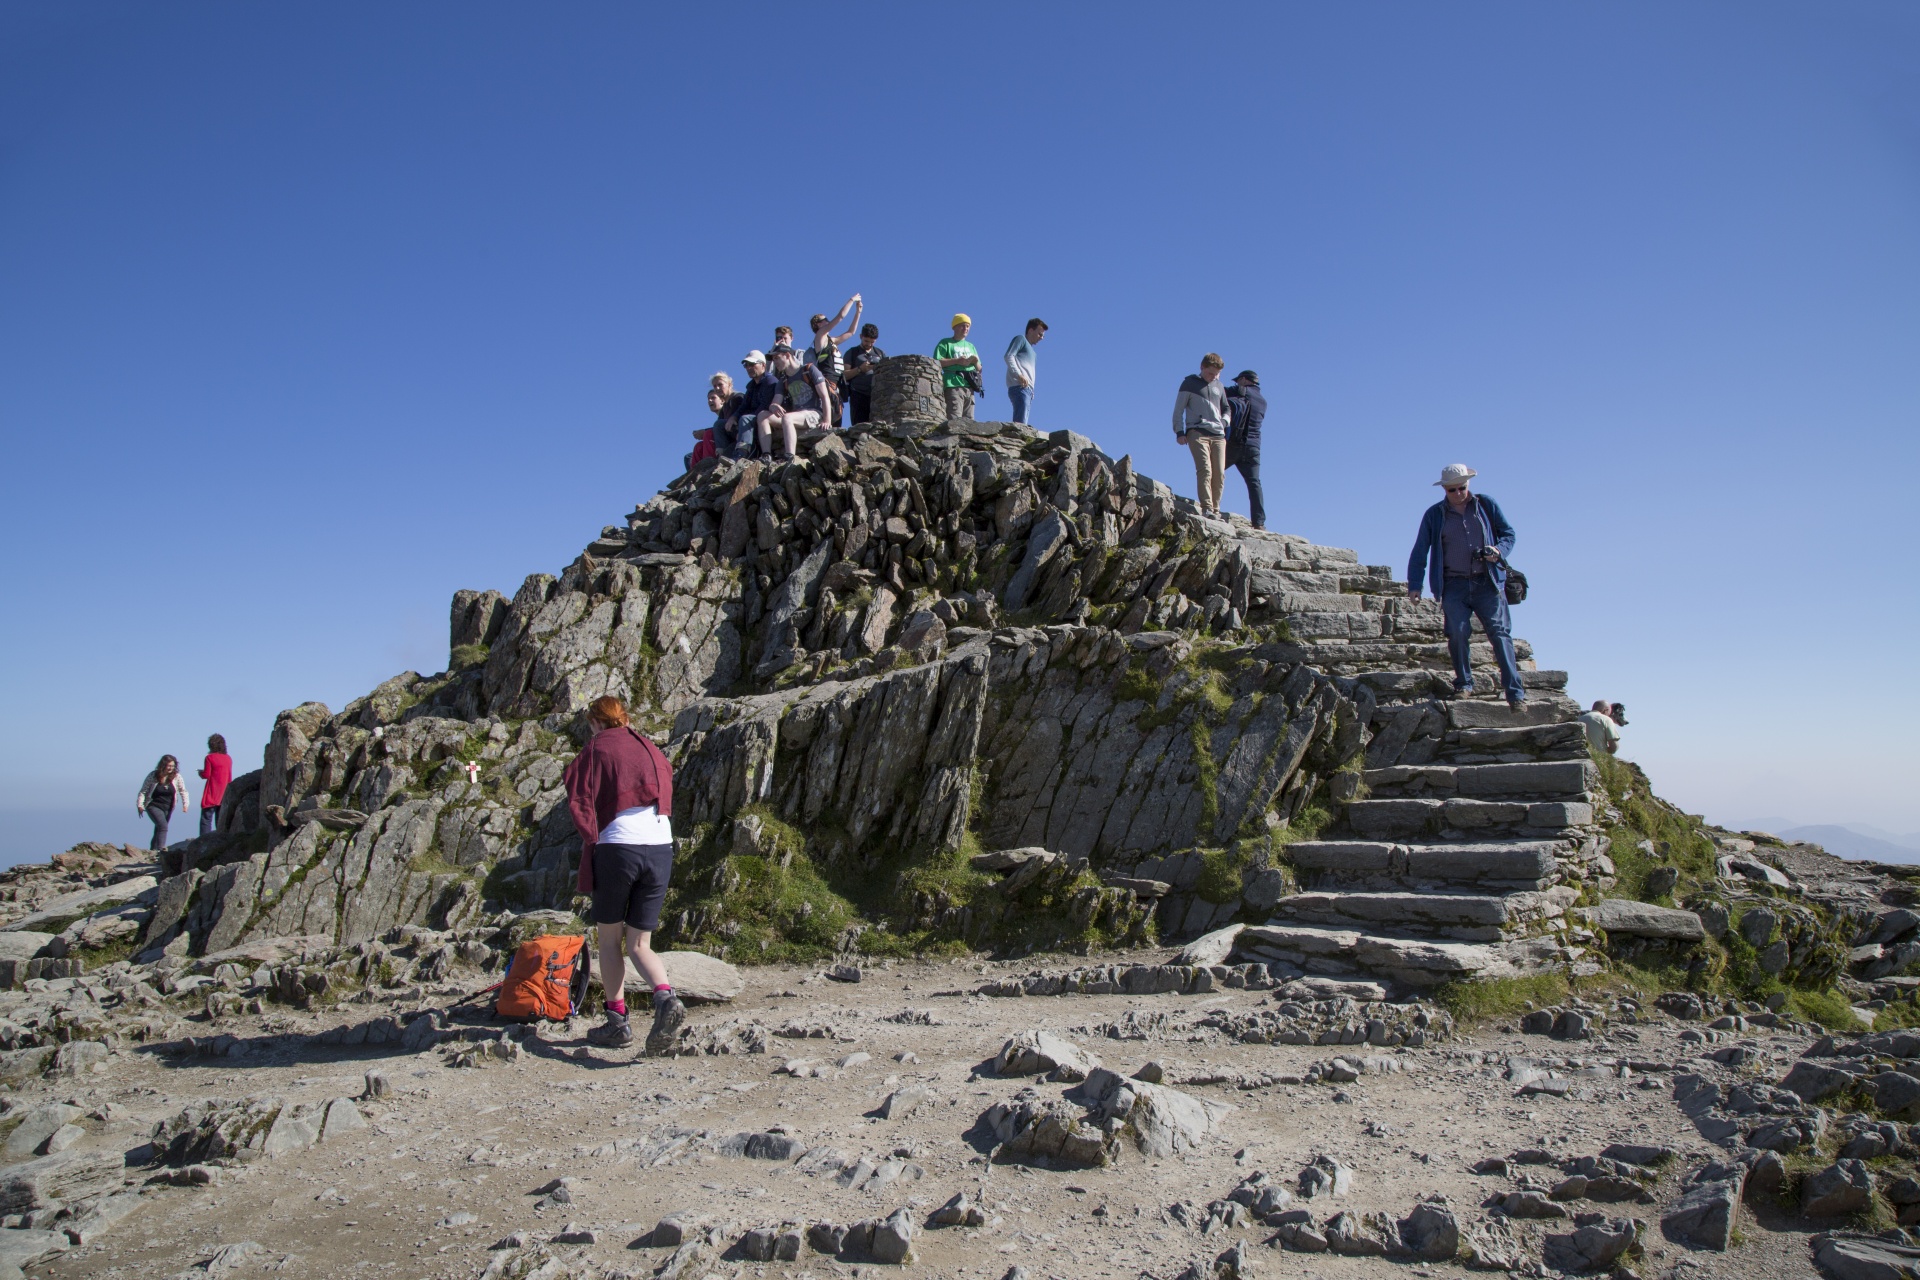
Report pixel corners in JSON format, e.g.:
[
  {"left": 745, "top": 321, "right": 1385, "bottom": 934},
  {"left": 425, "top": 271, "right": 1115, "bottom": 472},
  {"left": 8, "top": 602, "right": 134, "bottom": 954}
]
[{"left": 1405, "top": 464, "right": 1527, "bottom": 708}]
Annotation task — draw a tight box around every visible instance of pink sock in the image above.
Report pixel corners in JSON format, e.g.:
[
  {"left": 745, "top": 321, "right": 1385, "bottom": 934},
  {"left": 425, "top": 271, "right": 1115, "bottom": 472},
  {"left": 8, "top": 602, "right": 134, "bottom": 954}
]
[
  {"left": 607, "top": 999, "right": 626, "bottom": 1015},
  {"left": 655, "top": 984, "right": 673, "bottom": 998}
]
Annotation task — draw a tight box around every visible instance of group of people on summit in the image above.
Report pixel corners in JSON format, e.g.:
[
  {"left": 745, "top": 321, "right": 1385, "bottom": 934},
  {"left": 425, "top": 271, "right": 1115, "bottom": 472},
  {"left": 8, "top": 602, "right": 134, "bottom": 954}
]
[
  {"left": 680, "top": 303, "right": 1534, "bottom": 713},
  {"left": 692, "top": 299, "right": 1052, "bottom": 465}
]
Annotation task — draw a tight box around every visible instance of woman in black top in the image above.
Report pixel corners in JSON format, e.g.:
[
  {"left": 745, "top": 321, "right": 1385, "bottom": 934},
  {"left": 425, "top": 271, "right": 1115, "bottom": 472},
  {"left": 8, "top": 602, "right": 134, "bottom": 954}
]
[{"left": 137, "top": 755, "right": 184, "bottom": 853}]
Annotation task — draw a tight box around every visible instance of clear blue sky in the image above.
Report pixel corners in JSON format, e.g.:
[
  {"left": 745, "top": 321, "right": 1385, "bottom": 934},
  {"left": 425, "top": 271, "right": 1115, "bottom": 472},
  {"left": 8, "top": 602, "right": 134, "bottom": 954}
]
[{"left": 3, "top": 2, "right": 1917, "bottom": 864}]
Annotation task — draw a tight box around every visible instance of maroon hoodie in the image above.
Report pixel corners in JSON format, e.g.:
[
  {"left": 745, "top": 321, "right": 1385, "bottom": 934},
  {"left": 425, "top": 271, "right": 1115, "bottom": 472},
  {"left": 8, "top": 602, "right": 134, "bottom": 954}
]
[{"left": 563, "top": 725, "right": 674, "bottom": 893}]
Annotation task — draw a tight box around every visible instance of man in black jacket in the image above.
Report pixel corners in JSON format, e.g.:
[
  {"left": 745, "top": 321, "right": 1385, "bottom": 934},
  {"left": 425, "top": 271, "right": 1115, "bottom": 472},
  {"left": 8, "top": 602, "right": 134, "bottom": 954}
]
[{"left": 1225, "top": 370, "right": 1267, "bottom": 529}]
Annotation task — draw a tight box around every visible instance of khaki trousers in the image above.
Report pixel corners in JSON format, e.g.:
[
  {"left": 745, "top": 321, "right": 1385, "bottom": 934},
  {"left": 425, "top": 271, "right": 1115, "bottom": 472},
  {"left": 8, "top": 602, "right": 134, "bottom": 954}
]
[{"left": 1188, "top": 434, "right": 1226, "bottom": 515}]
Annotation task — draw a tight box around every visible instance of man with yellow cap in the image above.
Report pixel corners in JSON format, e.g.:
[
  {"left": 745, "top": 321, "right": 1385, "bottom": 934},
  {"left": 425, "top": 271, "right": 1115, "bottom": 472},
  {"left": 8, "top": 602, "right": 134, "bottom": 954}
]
[{"left": 934, "top": 314, "right": 981, "bottom": 420}]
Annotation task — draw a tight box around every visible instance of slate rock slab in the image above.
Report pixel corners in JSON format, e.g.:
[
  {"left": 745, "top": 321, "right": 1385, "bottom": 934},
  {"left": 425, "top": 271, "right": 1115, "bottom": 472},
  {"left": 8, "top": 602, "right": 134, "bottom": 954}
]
[
  {"left": 1812, "top": 1232, "right": 1920, "bottom": 1280},
  {"left": 660, "top": 951, "right": 745, "bottom": 1003},
  {"left": 1594, "top": 898, "right": 1704, "bottom": 940}
]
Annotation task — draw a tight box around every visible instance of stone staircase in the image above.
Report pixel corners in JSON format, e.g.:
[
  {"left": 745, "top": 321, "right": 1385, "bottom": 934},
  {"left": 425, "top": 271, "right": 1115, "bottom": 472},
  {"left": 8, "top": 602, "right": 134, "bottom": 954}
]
[{"left": 1199, "top": 525, "right": 1606, "bottom": 990}]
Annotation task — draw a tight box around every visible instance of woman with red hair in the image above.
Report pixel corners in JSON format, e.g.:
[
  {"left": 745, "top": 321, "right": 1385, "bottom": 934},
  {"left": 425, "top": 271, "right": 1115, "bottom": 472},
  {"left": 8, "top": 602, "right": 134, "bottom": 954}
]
[{"left": 563, "top": 695, "right": 686, "bottom": 1055}]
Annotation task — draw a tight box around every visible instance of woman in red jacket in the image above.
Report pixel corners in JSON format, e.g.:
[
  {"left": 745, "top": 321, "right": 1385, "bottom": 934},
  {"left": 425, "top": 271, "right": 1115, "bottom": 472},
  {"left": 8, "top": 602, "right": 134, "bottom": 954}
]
[
  {"left": 563, "top": 694, "right": 686, "bottom": 1055},
  {"left": 198, "top": 734, "right": 233, "bottom": 837}
]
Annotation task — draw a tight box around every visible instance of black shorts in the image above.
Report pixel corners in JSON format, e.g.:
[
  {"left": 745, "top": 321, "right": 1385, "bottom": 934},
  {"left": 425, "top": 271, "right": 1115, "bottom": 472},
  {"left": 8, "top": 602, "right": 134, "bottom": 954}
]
[{"left": 590, "top": 842, "right": 674, "bottom": 932}]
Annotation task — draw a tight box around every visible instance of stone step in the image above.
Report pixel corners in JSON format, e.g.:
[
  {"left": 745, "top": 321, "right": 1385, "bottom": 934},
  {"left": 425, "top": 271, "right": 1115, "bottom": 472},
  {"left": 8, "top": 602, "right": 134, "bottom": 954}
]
[
  {"left": 1227, "top": 923, "right": 1587, "bottom": 989},
  {"left": 1229, "top": 922, "right": 1494, "bottom": 986},
  {"left": 1270, "top": 886, "right": 1577, "bottom": 942},
  {"left": 1447, "top": 723, "right": 1588, "bottom": 753},
  {"left": 1446, "top": 698, "right": 1575, "bottom": 729},
  {"left": 1251, "top": 640, "right": 1540, "bottom": 671},
  {"left": 1344, "top": 796, "right": 1594, "bottom": 840},
  {"left": 1362, "top": 759, "right": 1597, "bottom": 800},
  {"left": 1288, "top": 839, "right": 1565, "bottom": 890}
]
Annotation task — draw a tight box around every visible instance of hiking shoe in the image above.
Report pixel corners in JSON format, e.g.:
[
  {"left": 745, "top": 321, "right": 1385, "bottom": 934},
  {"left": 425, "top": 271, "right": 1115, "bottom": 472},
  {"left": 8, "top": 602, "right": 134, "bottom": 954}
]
[
  {"left": 1507, "top": 695, "right": 1526, "bottom": 710},
  {"left": 587, "top": 1010, "right": 632, "bottom": 1048},
  {"left": 645, "top": 995, "right": 688, "bottom": 1056}
]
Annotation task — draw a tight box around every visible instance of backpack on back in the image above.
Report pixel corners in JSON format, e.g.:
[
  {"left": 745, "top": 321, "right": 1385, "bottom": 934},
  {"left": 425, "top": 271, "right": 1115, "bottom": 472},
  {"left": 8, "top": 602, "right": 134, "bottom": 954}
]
[{"left": 496, "top": 934, "right": 591, "bottom": 1021}]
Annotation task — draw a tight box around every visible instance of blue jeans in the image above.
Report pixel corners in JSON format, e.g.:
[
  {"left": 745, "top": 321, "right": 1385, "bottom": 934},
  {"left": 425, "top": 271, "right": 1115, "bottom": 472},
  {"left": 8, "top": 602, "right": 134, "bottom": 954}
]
[
  {"left": 146, "top": 803, "right": 172, "bottom": 853},
  {"left": 1230, "top": 443, "right": 1264, "bottom": 529},
  {"left": 200, "top": 804, "right": 220, "bottom": 837},
  {"left": 1442, "top": 574, "right": 1525, "bottom": 702},
  {"left": 1007, "top": 384, "right": 1033, "bottom": 424}
]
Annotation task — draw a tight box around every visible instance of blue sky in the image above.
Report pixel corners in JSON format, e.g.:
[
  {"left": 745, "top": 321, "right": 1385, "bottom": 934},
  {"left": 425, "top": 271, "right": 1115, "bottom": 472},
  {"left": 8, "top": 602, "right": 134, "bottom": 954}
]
[{"left": 2, "top": 2, "right": 1917, "bottom": 864}]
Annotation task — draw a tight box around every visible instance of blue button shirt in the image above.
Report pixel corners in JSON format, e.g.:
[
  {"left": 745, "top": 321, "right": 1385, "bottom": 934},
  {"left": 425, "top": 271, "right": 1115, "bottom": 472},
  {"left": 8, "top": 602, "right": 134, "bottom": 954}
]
[{"left": 1440, "top": 500, "right": 1488, "bottom": 576}]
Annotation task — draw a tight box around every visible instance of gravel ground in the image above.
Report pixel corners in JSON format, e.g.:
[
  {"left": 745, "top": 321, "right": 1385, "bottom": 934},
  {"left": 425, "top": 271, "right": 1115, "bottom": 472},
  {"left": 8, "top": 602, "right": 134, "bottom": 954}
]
[{"left": 27, "top": 952, "right": 1844, "bottom": 1280}]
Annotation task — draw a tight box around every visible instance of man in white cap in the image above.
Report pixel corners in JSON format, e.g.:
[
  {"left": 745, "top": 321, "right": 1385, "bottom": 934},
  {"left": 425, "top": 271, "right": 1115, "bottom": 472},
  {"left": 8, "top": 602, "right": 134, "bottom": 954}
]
[
  {"left": 727, "top": 351, "right": 779, "bottom": 457},
  {"left": 1406, "top": 464, "right": 1526, "bottom": 707}
]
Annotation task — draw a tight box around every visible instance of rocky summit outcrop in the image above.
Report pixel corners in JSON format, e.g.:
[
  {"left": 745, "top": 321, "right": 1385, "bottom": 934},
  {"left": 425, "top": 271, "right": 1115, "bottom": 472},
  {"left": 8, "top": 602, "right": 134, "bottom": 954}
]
[
  {"left": 7, "top": 355, "right": 1902, "bottom": 1002},
  {"left": 98, "top": 354, "right": 1596, "bottom": 981}
]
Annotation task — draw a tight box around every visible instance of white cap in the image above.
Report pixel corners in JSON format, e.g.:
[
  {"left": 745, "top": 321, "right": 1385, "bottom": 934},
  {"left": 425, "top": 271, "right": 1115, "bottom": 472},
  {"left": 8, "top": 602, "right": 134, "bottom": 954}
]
[
  {"left": 741, "top": 350, "right": 767, "bottom": 366},
  {"left": 1434, "top": 463, "right": 1477, "bottom": 487}
]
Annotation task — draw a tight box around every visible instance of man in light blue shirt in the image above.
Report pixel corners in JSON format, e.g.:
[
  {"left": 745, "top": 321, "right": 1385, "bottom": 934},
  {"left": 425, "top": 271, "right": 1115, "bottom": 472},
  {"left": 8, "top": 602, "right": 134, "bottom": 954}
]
[{"left": 1004, "top": 318, "right": 1047, "bottom": 424}]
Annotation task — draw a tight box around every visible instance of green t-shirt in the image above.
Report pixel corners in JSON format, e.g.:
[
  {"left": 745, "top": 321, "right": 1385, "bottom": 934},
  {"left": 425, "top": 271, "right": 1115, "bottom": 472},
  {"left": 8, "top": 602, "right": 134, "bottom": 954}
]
[{"left": 934, "top": 337, "right": 979, "bottom": 389}]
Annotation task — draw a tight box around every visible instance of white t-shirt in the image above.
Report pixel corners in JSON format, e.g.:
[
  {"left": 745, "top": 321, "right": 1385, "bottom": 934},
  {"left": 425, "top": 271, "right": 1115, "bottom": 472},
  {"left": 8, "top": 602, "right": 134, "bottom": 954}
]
[
  {"left": 1577, "top": 711, "right": 1621, "bottom": 753},
  {"left": 599, "top": 804, "right": 673, "bottom": 846}
]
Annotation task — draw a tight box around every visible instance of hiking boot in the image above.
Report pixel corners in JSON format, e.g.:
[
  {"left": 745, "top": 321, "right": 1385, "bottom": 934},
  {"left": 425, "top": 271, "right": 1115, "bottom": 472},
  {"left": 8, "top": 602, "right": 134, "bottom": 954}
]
[
  {"left": 645, "top": 994, "right": 688, "bottom": 1056},
  {"left": 587, "top": 1010, "right": 632, "bottom": 1048},
  {"left": 1507, "top": 695, "right": 1526, "bottom": 711}
]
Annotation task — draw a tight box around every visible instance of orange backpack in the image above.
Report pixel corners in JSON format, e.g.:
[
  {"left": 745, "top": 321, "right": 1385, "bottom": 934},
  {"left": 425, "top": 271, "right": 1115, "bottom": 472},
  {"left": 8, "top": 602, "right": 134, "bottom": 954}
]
[{"left": 496, "top": 935, "right": 591, "bottom": 1021}]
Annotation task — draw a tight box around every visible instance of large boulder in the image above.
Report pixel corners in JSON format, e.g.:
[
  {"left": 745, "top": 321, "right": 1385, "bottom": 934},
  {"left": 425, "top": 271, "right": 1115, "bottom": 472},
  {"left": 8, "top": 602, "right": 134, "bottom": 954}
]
[
  {"left": 0, "top": 1148, "right": 122, "bottom": 1214},
  {"left": 1080, "top": 1067, "right": 1231, "bottom": 1158},
  {"left": 981, "top": 1094, "right": 1119, "bottom": 1169},
  {"left": 0, "top": 1103, "right": 81, "bottom": 1160},
  {"left": 993, "top": 1030, "right": 1100, "bottom": 1083},
  {"left": 1542, "top": 1217, "right": 1640, "bottom": 1273},
  {"left": 1802, "top": 1160, "right": 1874, "bottom": 1217},
  {"left": 0, "top": 933, "right": 52, "bottom": 963},
  {"left": 1662, "top": 1162, "right": 1744, "bottom": 1250},
  {"left": 1175, "top": 924, "right": 1244, "bottom": 967},
  {"left": 1867, "top": 1072, "right": 1920, "bottom": 1120},
  {"left": 658, "top": 951, "right": 744, "bottom": 1003}
]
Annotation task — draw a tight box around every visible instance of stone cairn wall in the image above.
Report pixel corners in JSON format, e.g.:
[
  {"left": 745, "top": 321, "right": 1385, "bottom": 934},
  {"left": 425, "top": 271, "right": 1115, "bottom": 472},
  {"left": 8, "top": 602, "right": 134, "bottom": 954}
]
[
  {"left": 129, "top": 354, "right": 1646, "bottom": 987},
  {"left": 868, "top": 354, "right": 946, "bottom": 426}
]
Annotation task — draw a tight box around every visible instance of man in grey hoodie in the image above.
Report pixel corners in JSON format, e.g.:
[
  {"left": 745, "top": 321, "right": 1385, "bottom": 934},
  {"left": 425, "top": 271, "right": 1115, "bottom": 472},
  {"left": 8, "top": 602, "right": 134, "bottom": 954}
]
[{"left": 1173, "top": 353, "right": 1231, "bottom": 518}]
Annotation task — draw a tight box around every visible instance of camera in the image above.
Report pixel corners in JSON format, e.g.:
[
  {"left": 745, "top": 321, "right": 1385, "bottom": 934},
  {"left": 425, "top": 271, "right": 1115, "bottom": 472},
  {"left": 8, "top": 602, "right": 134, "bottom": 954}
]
[{"left": 1474, "top": 545, "right": 1502, "bottom": 562}]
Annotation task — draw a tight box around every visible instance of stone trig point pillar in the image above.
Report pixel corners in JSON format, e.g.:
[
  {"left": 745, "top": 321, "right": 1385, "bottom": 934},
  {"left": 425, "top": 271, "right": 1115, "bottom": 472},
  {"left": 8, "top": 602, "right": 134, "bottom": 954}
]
[{"left": 869, "top": 354, "right": 946, "bottom": 427}]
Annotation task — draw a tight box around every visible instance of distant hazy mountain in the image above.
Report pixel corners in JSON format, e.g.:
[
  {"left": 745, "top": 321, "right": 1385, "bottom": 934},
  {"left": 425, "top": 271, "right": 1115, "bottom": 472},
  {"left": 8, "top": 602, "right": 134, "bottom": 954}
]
[{"left": 1777, "top": 824, "right": 1920, "bottom": 864}]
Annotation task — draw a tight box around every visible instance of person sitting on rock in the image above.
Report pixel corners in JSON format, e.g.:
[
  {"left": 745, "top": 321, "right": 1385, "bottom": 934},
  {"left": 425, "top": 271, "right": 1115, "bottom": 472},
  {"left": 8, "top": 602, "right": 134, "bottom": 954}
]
[
  {"left": 704, "top": 372, "right": 746, "bottom": 461},
  {"left": 758, "top": 344, "right": 828, "bottom": 460},
  {"left": 843, "top": 323, "right": 886, "bottom": 426},
  {"left": 728, "top": 351, "right": 778, "bottom": 457},
  {"left": 1578, "top": 700, "right": 1622, "bottom": 754},
  {"left": 563, "top": 694, "right": 686, "bottom": 1055},
  {"left": 1406, "top": 463, "right": 1527, "bottom": 708}
]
